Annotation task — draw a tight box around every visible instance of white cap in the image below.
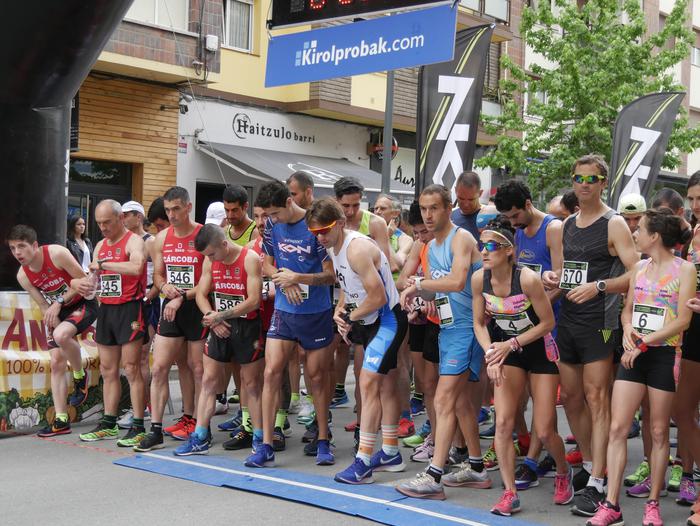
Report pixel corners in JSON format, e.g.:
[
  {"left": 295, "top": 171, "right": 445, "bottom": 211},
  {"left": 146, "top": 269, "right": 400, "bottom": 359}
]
[
  {"left": 205, "top": 201, "right": 226, "bottom": 225},
  {"left": 122, "top": 200, "right": 145, "bottom": 215},
  {"left": 618, "top": 193, "right": 647, "bottom": 215}
]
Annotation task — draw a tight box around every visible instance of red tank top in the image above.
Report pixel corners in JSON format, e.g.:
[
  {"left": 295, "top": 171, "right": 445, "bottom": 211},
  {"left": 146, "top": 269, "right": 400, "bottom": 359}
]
[
  {"left": 23, "top": 245, "right": 79, "bottom": 306},
  {"left": 252, "top": 237, "right": 273, "bottom": 330},
  {"left": 162, "top": 224, "right": 205, "bottom": 291},
  {"left": 211, "top": 246, "right": 257, "bottom": 320},
  {"left": 97, "top": 231, "right": 145, "bottom": 304},
  {"left": 420, "top": 242, "right": 440, "bottom": 325}
]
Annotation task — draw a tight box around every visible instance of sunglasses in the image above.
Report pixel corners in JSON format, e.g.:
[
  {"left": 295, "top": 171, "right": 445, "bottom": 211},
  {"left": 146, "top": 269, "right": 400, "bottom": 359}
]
[
  {"left": 481, "top": 240, "right": 511, "bottom": 252},
  {"left": 572, "top": 173, "right": 605, "bottom": 184},
  {"left": 308, "top": 220, "right": 337, "bottom": 236}
]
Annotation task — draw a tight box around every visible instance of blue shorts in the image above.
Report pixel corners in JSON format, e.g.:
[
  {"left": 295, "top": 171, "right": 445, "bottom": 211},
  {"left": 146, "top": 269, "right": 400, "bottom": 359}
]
[
  {"left": 358, "top": 304, "right": 408, "bottom": 375},
  {"left": 438, "top": 327, "right": 483, "bottom": 380},
  {"left": 267, "top": 309, "right": 333, "bottom": 351}
]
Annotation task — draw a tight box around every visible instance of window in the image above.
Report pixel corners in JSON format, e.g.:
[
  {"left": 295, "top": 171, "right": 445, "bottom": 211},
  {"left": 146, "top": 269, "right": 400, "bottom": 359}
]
[
  {"left": 225, "top": 0, "right": 254, "bottom": 52},
  {"left": 125, "top": 0, "right": 189, "bottom": 31},
  {"left": 459, "top": 0, "right": 509, "bottom": 23},
  {"left": 693, "top": 47, "right": 700, "bottom": 67}
]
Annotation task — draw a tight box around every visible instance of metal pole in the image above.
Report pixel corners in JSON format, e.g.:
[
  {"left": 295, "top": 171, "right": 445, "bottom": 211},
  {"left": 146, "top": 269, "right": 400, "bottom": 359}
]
[{"left": 381, "top": 70, "right": 394, "bottom": 194}]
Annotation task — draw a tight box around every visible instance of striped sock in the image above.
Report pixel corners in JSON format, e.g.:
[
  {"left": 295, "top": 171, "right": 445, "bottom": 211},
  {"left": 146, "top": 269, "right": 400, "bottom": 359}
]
[
  {"left": 357, "top": 430, "right": 377, "bottom": 465},
  {"left": 242, "top": 406, "right": 252, "bottom": 432},
  {"left": 469, "top": 455, "right": 484, "bottom": 472},
  {"left": 381, "top": 424, "right": 399, "bottom": 456}
]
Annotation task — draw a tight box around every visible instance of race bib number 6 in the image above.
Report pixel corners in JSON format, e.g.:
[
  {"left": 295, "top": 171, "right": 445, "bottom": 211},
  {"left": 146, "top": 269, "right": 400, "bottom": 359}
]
[
  {"left": 632, "top": 303, "right": 666, "bottom": 334},
  {"left": 167, "top": 264, "right": 195, "bottom": 290},
  {"left": 99, "top": 274, "right": 122, "bottom": 297},
  {"left": 559, "top": 261, "right": 588, "bottom": 290}
]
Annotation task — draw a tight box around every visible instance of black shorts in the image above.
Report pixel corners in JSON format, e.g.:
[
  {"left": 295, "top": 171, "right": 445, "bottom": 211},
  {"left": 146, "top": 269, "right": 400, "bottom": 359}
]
[
  {"left": 48, "top": 299, "right": 98, "bottom": 348},
  {"left": 157, "top": 298, "right": 208, "bottom": 342},
  {"left": 616, "top": 345, "right": 677, "bottom": 392},
  {"left": 503, "top": 338, "right": 559, "bottom": 374},
  {"left": 556, "top": 324, "right": 620, "bottom": 365},
  {"left": 682, "top": 313, "right": 700, "bottom": 362},
  {"left": 205, "top": 317, "right": 263, "bottom": 365},
  {"left": 95, "top": 300, "right": 146, "bottom": 346},
  {"left": 408, "top": 321, "right": 440, "bottom": 364}
]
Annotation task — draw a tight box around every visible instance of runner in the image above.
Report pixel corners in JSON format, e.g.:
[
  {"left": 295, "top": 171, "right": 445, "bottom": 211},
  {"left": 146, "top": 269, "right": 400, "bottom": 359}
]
[
  {"left": 587, "top": 208, "right": 694, "bottom": 526},
  {"left": 397, "top": 184, "right": 490, "bottom": 500},
  {"left": 244, "top": 180, "right": 336, "bottom": 468},
  {"left": 472, "top": 216, "right": 573, "bottom": 516},
  {"left": 542, "top": 155, "right": 639, "bottom": 516},
  {"left": 618, "top": 193, "right": 646, "bottom": 235},
  {"left": 72, "top": 200, "right": 147, "bottom": 446},
  {"left": 173, "top": 224, "right": 263, "bottom": 455},
  {"left": 7, "top": 225, "right": 97, "bottom": 437},
  {"left": 374, "top": 194, "right": 413, "bottom": 270},
  {"left": 135, "top": 186, "right": 208, "bottom": 452},
  {"left": 303, "top": 198, "right": 408, "bottom": 483},
  {"left": 287, "top": 171, "right": 315, "bottom": 210},
  {"left": 451, "top": 171, "right": 483, "bottom": 241},
  {"left": 223, "top": 184, "right": 258, "bottom": 245}
]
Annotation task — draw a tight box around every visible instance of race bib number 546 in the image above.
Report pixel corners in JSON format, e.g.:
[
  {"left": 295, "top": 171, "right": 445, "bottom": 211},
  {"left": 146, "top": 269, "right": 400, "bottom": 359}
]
[
  {"left": 559, "top": 261, "right": 588, "bottom": 290},
  {"left": 167, "top": 265, "right": 195, "bottom": 290}
]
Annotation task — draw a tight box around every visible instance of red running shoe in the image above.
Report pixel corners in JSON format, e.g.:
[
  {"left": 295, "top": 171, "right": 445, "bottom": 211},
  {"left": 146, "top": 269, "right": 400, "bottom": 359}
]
[
  {"left": 344, "top": 420, "right": 358, "bottom": 432},
  {"left": 566, "top": 446, "right": 583, "bottom": 467},
  {"left": 164, "top": 415, "right": 195, "bottom": 440},
  {"left": 398, "top": 417, "right": 415, "bottom": 438}
]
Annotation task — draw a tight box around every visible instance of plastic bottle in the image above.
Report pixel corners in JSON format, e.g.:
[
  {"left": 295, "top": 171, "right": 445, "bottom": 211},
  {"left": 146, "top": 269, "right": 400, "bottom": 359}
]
[{"left": 84, "top": 270, "right": 100, "bottom": 300}]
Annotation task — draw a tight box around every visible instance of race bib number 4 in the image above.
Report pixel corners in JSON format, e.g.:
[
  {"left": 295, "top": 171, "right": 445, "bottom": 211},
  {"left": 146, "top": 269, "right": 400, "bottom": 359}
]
[
  {"left": 167, "top": 264, "right": 195, "bottom": 290},
  {"left": 214, "top": 292, "right": 244, "bottom": 313},
  {"left": 632, "top": 303, "right": 666, "bottom": 334},
  {"left": 435, "top": 296, "right": 454, "bottom": 327},
  {"left": 494, "top": 312, "right": 534, "bottom": 336},
  {"left": 559, "top": 261, "right": 588, "bottom": 290},
  {"left": 99, "top": 274, "right": 122, "bottom": 297}
]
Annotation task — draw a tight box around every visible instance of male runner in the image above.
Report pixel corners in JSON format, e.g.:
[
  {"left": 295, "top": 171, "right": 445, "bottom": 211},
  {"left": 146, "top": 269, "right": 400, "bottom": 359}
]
[
  {"left": 147, "top": 197, "right": 170, "bottom": 232},
  {"left": 451, "top": 171, "right": 483, "bottom": 241},
  {"left": 618, "top": 193, "right": 646, "bottom": 234},
  {"left": 135, "top": 186, "right": 208, "bottom": 451},
  {"left": 542, "top": 155, "right": 638, "bottom": 516},
  {"left": 287, "top": 171, "right": 315, "bottom": 210},
  {"left": 73, "top": 200, "right": 147, "bottom": 446},
  {"left": 374, "top": 194, "right": 413, "bottom": 269},
  {"left": 397, "top": 184, "right": 490, "bottom": 500},
  {"left": 8, "top": 225, "right": 97, "bottom": 437},
  {"left": 223, "top": 184, "right": 258, "bottom": 245},
  {"left": 244, "top": 181, "right": 336, "bottom": 467}
]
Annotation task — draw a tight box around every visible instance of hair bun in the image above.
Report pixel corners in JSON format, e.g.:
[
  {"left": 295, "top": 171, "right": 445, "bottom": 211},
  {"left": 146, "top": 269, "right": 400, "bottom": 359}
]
[{"left": 680, "top": 227, "right": 693, "bottom": 245}]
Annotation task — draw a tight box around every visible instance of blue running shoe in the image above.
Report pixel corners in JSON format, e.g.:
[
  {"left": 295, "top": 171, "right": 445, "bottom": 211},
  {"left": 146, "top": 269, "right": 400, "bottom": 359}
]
[
  {"left": 218, "top": 409, "right": 243, "bottom": 432},
  {"left": 370, "top": 450, "right": 406, "bottom": 472},
  {"left": 252, "top": 433, "right": 262, "bottom": 453},
  {"left": 410, "top": 397, "right": 426, "bottom": 417},
  {"left": 330, "top": 391, "right": 349, "bottom": 408},
  {"left": 334, "top": 458, "right": 374, "bottom": 484},
  {"left": 245, "top": 443, "right": 275, "bottom": 468},
  {"left": 478, "top": 406, "right": 490, "bottom": 425},
  {"left": 316, "top": 439, "right": 335, "bottom": 465},
  {"left": 174, "top": 433, "right": 210, "bottom": 456}
]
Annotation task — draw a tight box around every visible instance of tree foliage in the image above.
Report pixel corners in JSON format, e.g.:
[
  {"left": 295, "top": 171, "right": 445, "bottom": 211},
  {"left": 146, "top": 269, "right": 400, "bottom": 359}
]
[{"left": 476, "top": 0, "right": 700, "bottom": 199}]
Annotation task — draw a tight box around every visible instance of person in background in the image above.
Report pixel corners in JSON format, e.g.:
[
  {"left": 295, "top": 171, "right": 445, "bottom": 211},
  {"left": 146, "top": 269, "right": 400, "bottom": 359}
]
[
  {"left": 547, "top": 196, "right": 566, "bottom": 220},
  {"left": 451, "top": 171, "right": 483, "bottom": 241},
  {"left": 560, "top": 189, "right": 579, "bottom": 218},
  {"left": 147, "top": 197, "right": 170, "bottom": 233},
  {"left": 617, "top": 194, "right": 646, "bottom": 234},
  {"left": 66, "top": 215, "right": 93, "bottom": 273},
  {"left": 206, "top": 201, "right": 227, "bottom": 228}
]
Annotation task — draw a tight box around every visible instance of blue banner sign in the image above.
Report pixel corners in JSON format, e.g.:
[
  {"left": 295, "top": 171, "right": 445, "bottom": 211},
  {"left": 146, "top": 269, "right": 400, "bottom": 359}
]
[{"left": 265, "top": 4, "right": 457, "bottom": 87}]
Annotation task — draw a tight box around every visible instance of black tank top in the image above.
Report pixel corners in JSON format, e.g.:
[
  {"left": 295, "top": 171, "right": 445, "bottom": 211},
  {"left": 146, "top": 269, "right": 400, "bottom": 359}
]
[
  {"left": 482, "top": 266, "right": 540, "bottom": 343},
  {"left": 559, "top": 210, "right": 623, "bottom": 329}
]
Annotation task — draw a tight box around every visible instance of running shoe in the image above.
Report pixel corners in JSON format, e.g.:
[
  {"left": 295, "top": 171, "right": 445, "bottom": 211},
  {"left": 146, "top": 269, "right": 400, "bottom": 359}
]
[
  {"left": 227, "top": 389, "right": 240, "bottom": 404},
  {"left": 446, "top": 446, "right": 469, "bottom": 467},
  {"left": 668, "top": 464, "right": 682, "bottom": 492},
  {"left": 625, "top": 460, "right": 650, "bottom": 487},
  {"left": 223, "top": 427, "right": 252, "bottom": 450},
  {"left": 283, "top": 417, "right": 292, "bottom": 438},
  {"left": 79, "top": 423, "right": 118, "bottom": 442},
  {"left": 677, "top": 476, "right": 697, "bottom": 505},
  {"left": 395, "top": 472, "right": 445, "bottom": 500},
  {"left": 479, "top": 422, "right": 496, "bottom": 440},
  {"left": 288, "top": 397, "right": 302, "bottom": 414},
  {"left": 642, "top": 499, "right": 663, "bottom": 526},
  {"left": 244, "top": 443, "right": 275, "bottom": 468},
  {"left": 515, "top": 463, "right": 539, "bottom": 490},
  {"left": 218, "top": 409, "right": 243, "bottom": 432},
  {"left": 133, "top": 431, "right": 164, "bottom": 452},
  {"left": 566, "top": 445, "right": 583, "bottom": 466},
  {"left": 252, "top": 433, "right": 262, "bottom": 453},
  {"left": 585, "top": 500, "right": 623, "bottom": 526},
  {"left": 690, "top": 512, "right": 700, "bottom": 526},
  {"left": 334, "top": 458, "right": 374, "bottom": 484},
  {"left": 117, "top": 410, "right": 134, "bottom": 430},
  {"left": 410, "top": 397, "right": 426, "bottom": 417},
  {"left": 68, "top": 374, "right": 89, "bottom": 407},
  {"left": 353, "top": 426, "right": 359, "bottom": 454},
  {"left": 573, "top": 468, "right": 591, "bottom": 494},
  {"left": 398, "top": 417, "right": 415, "bottom": 438},
  {"left": 484, "top": 444, "right": 499, "bottom": 471},
  {"left": 565, "top": 434, "right": 577, "bottom": 444},
  {"left": 316, "top": 439, "right": 335, "bottom": 465},
  {"left": 303, "top": 420, "right": 318, "bottom": 443},
  {"left": 215, "top": 398, "right": 229, "bottom": 415},
  {"left": 626, "top": 477, "right": 667, "bottom": 498},
  {"left": 330, "top": 390, "right": 349, "bottom": 408},
  {"left": 344, "top": 420, "right": 358, "bottom": 432},
  {"left": 491, "top": 489, "right": 521, "bottom": 516},
  {"left": 628, "top": 417, "right": 640, "bottom": 439},
  {"left": 117, "top": 427, "right": 147, "bottom": 448},
  {"left": 296, "top": 397, "right": 315, "bottom": 425},
  {"left": 477, "top": 406, "right": 491, "bottom": 425},
  {"left": 304, "top": 432, "right": 333, "bottom": 456},
  {"left": 37, "top": 419, "right": 71, "bottom": 437},
  {"left": 443, "top": 463, "right": 492, "bottom": 488},
  {"left": 410, "top": 435, "right": 434, "bottom": 462},
  {"left": 174, "top": 433, "right": 210, "bottom": 456},
  {"left": 694, "top": 467, "right": 700, "bottom": 482},
  {"left": 164, "top": 415, "right": 194, "bottom": 438},
  {"left": 369, "top": 450, "right": 405, "bottom": 472},
  {"left": 536, "top": 454, "right": 557, "bottom": 478},
  {"left": 272, "top": 426, "right": 286, "bottom": 452},
  {"left": 403, "top": 420, "right": 431, "bottom": 448},
  {"left": 571, "top": 486, "right": 605, "bottom": 517},
  {"left": 554, "top": 467, "right": 575, "bottom": 505}
]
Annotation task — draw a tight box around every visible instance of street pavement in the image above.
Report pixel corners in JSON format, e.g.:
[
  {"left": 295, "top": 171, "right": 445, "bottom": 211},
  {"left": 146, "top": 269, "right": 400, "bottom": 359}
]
[{"left": 1, "top": 371, "right": 691, "bottom": 526}]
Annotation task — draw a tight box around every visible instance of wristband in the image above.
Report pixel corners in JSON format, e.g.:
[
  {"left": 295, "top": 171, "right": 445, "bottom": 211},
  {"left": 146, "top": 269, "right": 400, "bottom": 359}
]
[
  {"left": 509, "top": 337, "right": 522, "bottom": 353},
  {"left": 634, "top": 336, "right": 648, "bottom": 353},
  {"left": 414, "top": 277, "right": 423, "bottom": 291}
]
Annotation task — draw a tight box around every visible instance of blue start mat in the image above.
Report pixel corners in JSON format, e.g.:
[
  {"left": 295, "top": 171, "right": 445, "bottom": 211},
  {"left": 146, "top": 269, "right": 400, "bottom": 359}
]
[{"left": 115, "top": 451, "right": 544, "bottom": 526}]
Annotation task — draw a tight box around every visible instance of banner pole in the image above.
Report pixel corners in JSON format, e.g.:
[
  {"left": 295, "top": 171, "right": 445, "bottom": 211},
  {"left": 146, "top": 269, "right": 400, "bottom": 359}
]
[{"left": 381, "top": 70, "right": 394, "bottom": 194}]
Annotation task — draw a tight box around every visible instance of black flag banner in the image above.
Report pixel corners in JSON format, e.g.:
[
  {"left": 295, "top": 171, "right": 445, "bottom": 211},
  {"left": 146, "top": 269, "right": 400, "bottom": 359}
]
[
  {"left": 607, "top": 92, "right": 685, "bottom": 210},
  {"left": 415, "top": 24, "right": 494, "bottom": 199}
]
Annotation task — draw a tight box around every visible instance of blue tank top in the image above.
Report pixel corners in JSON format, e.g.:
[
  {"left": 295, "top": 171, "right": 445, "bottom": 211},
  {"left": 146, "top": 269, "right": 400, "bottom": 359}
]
[
  {"left": 263, "top": 217, "right": 332, "bottom": 314},
  {"left": 428, "top": 226, "right": 482, "bottom": 329}
]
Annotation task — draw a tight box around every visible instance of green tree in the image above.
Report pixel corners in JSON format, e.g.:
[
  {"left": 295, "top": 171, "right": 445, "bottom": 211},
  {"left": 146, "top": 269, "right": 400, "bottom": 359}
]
[{"left": 476, "top": 0, "right": 700, "bottom": 199}]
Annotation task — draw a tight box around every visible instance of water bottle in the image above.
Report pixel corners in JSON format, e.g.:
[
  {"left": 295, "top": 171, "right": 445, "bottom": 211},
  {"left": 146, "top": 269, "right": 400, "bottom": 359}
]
[
  {"left": 84, "top": 270, "right": 100, "bottom": 300},
  {"left": 544, "top": 332, "right": 559, "bottom": 362}
]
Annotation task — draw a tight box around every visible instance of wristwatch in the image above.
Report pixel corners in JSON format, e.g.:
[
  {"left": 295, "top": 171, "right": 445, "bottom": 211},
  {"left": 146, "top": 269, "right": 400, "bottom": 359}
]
[
  {"left": 415, "top": 277, "right": 423, "bottom": 291},
  {"left": 56, "top": 295, "right": 65, "bottom": 305},
  {"left": 596, "top": 280, "right": 607, "bottom": 295},
  {"left": 634, "top": 336, "right": 649, "bottom": 353}
]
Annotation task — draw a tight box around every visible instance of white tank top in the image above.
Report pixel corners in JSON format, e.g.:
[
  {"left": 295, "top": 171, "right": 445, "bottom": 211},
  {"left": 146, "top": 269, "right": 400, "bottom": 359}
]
[{"left": 329, "top": 230, "right": 400, "bottom": 325}]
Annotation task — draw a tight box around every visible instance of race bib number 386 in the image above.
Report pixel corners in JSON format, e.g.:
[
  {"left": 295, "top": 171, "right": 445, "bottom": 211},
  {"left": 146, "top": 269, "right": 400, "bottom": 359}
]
[
  {"left": 559, "top": 261, "right": 588, "bottom": 290},
  {"left": 167, "top": 264, "right": 195, "bottom": 290}
]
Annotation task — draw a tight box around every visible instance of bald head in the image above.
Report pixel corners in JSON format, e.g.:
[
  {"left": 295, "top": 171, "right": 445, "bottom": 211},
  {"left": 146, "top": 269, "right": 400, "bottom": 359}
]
[
  {"left": 96, "top": 199, "right": 122, "bottom": 217},
  {"left": 95, "top": 199, "right": 125, "bottom": 241}
]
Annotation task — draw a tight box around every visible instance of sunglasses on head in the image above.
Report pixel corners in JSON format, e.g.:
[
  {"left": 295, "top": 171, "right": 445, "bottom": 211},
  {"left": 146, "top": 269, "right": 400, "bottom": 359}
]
[
  {"left": 572, "top": 173, "right": 606, "bottom": 184},
  {"left": 481, "top": 240, "right": 511, "bottom": 252},
  {"left": 308, "top": 220, "right": 337, "bottom": 236}
]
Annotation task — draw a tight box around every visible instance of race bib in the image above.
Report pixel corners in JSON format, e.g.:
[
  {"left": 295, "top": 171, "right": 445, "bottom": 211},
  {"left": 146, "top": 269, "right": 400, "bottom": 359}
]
[
  {"left": 298, "top": 283, "right": 309, "bottom": 300},
  {"left": 694, "top": 263, "right": 700, "bottom": 291},
  {"left": 435, "top": 296, "right": 454, "bottom": 327},
  {"left": 43, "top": 283, "right": 68, "bottom": 305},
  {"left": 493, "top": 312, "right": 534, "bottom": 336},
  {"left": 333, "top": 283, "right": 341, "bottom": 306},
  {"left": 519, "top": 262, "right": 542, "bottom": 275},
  {"left": 167, "top": 264, "right": 195, "bottom": 290},
  {"left": 262, "top": 278, "right": 272, "bottom": 300},
  {"left": 559, "top": 261, "right": 588, "bottom": 290},
  {"left": 214, "top": 292, "right": 244, "bottom": 314},
  {"left": 99, "top": 274, "right": 122, "bottom": 298},
  {"left": 632, "top": 303, "right": 666, "bottom": 334},
  {"left": 412, "top": 296, "right": 426, "bottom": 313}
]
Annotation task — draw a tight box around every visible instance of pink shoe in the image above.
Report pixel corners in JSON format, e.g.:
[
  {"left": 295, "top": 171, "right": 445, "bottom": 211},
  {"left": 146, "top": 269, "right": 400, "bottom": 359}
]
[
  {"left": 554, "top": 467, "right": 574, "bottom": 505},
  {"left": 585, "top": 500, "right": 623, "bottom": 526},
  {"left": 642, "top": 499, "right": 662, "bottom": 526},
  {"left": 410, "top": 435, "right": 434, "bottom": 462},
  {"left": 490, "top": 489, "right": 521, "bottom": 516}
]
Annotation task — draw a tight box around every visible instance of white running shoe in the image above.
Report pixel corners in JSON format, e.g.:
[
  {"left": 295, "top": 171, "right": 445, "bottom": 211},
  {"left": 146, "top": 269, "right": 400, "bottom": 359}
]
[
  {"left": 215, "top": 400, "right": 229, "bottom": 415},
  {"left": 296, "top": 396, "right": 316, "bottom": 425}
]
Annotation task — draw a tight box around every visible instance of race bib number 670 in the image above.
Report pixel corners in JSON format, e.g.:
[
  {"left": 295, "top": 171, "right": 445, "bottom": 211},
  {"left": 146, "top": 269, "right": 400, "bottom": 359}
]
[
  {"left": 167, "top": 264, "right": 195, "bottom": 290},
  {"left": 559, "top": 261, "right": 588, "bottom": 290}
]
